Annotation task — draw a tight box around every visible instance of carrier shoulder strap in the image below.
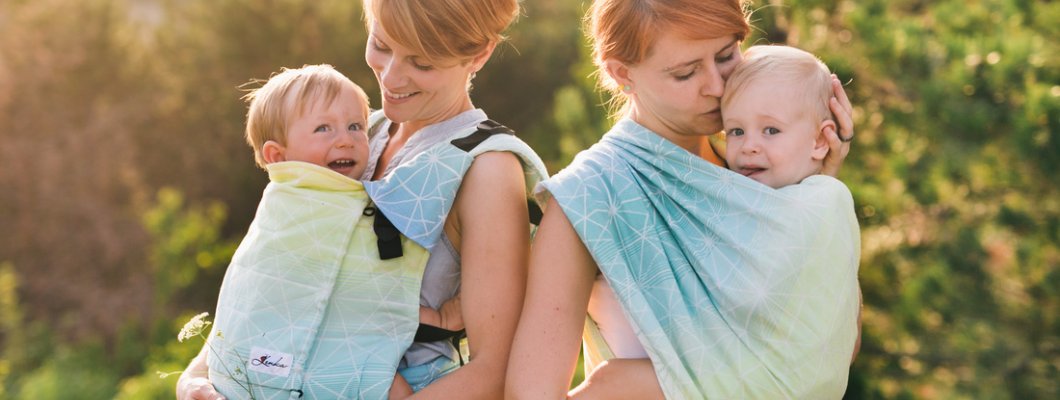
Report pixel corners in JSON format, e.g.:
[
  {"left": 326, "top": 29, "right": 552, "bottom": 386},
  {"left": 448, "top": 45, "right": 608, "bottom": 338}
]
[
  {"left": 373, "top": 119, "right": 540, "bottom": 259},
  {"left": 449, "top": 119, "right": 543, "bottom": 225},
  {"left": 363, "top": 111, "right": 406, "bottom": 260},
  {"left": 410, "top": 120, "right": 543, "bottom": 349}
]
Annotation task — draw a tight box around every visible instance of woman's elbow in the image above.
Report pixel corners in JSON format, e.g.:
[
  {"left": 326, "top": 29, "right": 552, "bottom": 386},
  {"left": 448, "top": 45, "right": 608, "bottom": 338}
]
[{"left": 465, "top": 352, "right": 512, "bottom": 397}]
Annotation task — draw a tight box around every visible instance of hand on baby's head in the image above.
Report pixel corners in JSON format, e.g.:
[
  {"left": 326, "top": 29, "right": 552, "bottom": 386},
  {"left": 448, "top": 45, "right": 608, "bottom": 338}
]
[{"left": 720, "top": 46, "right": 835, "bottom": 189}]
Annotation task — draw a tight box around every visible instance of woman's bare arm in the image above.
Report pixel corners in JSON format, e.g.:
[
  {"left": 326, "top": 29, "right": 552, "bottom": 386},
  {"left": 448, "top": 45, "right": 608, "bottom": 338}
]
[
  {"left": 410, "top": 152, "right": 530, "bottom": 399},
  {"left": 506, "top": 196, "right": 600, "bottom": 399},
  {"left": 568, "top": 359, "right": 664, "bottom": 400}
]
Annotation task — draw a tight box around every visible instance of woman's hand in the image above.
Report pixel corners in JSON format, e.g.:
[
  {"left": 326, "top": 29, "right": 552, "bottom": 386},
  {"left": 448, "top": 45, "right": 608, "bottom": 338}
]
[
  {"left": 176, "top": 347, "right": 225, "bottom": 400},
  {"left": 822, "top": 75, "right": 854, "bottom": 177},
  {"left": 177, "top": 376, "right": 225, "bottom": 400},
  {"left": 418, "top": 296, "right": 465, "bottom": 331},
  {"left": 437, "top": 295, "right": 464, "bottom": 332}
]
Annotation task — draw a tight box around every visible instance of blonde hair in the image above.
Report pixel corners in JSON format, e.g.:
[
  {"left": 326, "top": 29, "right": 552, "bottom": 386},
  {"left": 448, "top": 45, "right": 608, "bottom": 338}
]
[
  {"left": 721, "top": 45, "right": 834, "bottom": 123},
  {"left": 587, "top": 0, "right": 751, "bottom": 115},
  {"left": 243, "top": 64, "right": 370, "bottom": 169},
  {"left": 362, "top": 0, "right": 519, "bottom": 63}
]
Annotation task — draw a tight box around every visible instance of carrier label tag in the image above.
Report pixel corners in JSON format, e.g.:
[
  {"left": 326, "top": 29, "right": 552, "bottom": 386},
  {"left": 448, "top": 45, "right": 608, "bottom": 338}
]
[{"left": 248, "top": 346, "right": 293, "bottom": 377}]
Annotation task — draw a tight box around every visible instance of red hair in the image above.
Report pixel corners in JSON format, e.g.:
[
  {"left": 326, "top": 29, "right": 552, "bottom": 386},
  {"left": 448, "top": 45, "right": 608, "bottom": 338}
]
[
  {"left": 363, "top": 0, "right": 519, "bottom": 63},
  {"left": 588, "top": 0, "right": 752, "bottom": 92}
]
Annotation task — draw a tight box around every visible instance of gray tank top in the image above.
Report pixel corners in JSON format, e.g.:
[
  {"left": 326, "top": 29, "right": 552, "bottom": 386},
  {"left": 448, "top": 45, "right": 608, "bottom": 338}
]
[{"left": 362, "top": 109, "right": 487, "bottom": 366}]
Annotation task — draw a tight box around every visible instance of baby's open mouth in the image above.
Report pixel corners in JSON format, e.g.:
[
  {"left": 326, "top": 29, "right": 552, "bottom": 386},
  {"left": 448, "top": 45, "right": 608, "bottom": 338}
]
[
  {"left": 329, "top": 159, "right": 356, "bottom": 170},
  {"left": 737, "top": 167, "right": 765, "bottom": 177}
]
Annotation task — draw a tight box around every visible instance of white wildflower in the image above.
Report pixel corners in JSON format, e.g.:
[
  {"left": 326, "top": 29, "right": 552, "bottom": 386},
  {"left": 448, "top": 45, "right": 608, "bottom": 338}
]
[{"left": 178, "top": 312, "right": 212, "bottom": 343}]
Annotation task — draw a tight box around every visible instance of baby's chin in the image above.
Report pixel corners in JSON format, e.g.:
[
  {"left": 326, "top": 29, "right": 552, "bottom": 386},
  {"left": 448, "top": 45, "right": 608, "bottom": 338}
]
[
  {"left": 341, "top": 167, "right": 366, "bottom": 180},
  {"left": 740, "top": 169, "right": 786, "bottom": 189},
  {"left": 749, "top": 175, "right": 780, "bottom": 189}
]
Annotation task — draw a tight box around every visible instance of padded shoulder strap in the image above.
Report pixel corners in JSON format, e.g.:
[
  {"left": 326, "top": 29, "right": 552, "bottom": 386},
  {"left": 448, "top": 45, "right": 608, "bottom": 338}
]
[
  {"left": 448, "top": 119, "right": 543, "bottom": 225},
  {"left": 449, "top": 119, "right": 514, "bottom": 151},
  {"left": 372, "top": 119, "right": 522, "bottom": 259}
]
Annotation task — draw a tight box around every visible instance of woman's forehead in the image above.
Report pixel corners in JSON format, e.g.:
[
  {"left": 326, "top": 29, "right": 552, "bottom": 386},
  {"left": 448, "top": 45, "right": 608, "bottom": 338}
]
[{"left": 643, "top": 32, "right": 736, "bottom": 67}]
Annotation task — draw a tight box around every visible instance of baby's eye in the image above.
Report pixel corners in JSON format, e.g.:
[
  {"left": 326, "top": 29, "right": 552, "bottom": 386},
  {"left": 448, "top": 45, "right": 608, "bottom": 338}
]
[
  {"left": 764, "top": 127, "right": 781, "bottom": 135},
  {"left": 348, "top": 122, "right": 364, "bottom": 132},
  {"left": 726, "top": 128, "right": 744, "bottom": 136},
  {"left": 314, "top": 124, "right": 331, "bottom": 133}
]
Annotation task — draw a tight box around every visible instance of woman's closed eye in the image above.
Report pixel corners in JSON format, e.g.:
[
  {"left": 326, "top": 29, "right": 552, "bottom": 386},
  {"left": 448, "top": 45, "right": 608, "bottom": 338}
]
[
  {"left": 674, "top": 67, "right": 697, "bottom": 81},
  {"left": 716, "top": 51, "right": 736, "bottom": 64},
  {"left": 410, "top": 58, "right": 434, "bottom": 71},
  {"left": 370, "top": 37, "right": 390, "bottom": 53}
]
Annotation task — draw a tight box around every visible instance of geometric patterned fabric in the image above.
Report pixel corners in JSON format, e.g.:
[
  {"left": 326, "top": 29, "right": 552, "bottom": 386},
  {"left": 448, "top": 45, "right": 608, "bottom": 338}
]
[
  {"left": 209, "top": 162, "right": 428, "bottom": 399},
  {"left": 208, "top": 112, "right": 548, "bottom": 399},
  {"left": 540, "top": 118, "right": 861, "bottom": 399},
  {"left": 362, "top": 112, "right": 549, "bottom": 251}
]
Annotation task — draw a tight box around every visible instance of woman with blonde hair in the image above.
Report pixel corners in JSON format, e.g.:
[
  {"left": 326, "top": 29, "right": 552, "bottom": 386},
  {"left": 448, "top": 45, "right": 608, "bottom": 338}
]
[
  {"left": 178, "top": 0, "right": 546, "bottom": 398},
  {"left": 506, "top": 0, "right": 858, "bottom": 398}
]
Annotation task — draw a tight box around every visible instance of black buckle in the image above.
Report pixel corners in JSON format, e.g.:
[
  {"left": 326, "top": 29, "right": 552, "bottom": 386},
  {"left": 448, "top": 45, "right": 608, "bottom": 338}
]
[{"left": 373, "top": 208, "right": 403, "bottom": 260}]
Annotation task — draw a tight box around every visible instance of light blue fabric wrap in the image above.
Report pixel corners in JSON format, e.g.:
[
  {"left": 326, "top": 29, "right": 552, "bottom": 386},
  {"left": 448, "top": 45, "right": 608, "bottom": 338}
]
[
  {"left": 362, "top": 113, "right": 549, "bottom": 251},
  {"left": 540, "top": 119, "right": 861, "bottom": 399}
]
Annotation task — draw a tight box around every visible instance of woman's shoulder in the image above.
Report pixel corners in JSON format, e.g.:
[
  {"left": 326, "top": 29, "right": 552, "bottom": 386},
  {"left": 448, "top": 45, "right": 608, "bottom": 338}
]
[
  {"left": 550, "top": 140, "right": 626, "bottom": 181},
  {"left": 537, "top": 140, "right": 630, "bottom": 207}
]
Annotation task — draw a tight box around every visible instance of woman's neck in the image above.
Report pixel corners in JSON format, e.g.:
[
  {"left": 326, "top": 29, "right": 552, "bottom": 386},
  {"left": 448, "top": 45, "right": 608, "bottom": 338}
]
[
  {"left": 371, "top": 101, "right": 476, "bottom": 180},
  {"left": 393, "top": 96, "right": 475, "bottom": 141}
]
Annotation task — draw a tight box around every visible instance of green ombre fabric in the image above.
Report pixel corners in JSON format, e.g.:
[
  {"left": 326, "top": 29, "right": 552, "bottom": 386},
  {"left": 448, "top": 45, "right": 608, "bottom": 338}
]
[
  {"left": 541, "top": 119, "right": 861, "bottom": 399},
  {"left": 209, "top": 162, "right": 427, "bottom": 399}
]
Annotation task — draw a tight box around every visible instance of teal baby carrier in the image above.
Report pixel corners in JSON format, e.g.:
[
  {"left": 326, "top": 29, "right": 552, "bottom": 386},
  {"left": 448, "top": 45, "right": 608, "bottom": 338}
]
[
  {"left": 208, "top": 114, "right": 547, "bottom": 399},
  {"left": 542, "top": 119, "right": 861, "bottom": 399}
]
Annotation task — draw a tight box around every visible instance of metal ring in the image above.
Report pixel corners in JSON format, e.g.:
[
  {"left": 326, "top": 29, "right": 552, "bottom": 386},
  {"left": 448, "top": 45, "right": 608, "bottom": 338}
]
[{"left": 840, "top": 134, "right": 855, "bottom": 143}]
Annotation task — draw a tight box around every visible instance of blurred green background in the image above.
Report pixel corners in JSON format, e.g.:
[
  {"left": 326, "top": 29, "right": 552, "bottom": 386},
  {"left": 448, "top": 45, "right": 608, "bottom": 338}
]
[{"left": 1, "top": 0, "right": 1057, "bottom": 398}]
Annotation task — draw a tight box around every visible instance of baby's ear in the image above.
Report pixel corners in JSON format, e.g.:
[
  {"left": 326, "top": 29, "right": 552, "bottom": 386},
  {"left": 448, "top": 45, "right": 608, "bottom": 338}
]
[
  {"left": 262, "top": 140, "right": 286, "bottom": 164},
  {"left": 812, "top": 120, "right": 836, "bottom": 161}
]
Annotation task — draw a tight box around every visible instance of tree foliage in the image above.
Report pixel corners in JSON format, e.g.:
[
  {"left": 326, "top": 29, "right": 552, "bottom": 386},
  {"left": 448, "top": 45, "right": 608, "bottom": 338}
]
[{"left": 0, "top": 0, "right": 1056, "bottom": 398}]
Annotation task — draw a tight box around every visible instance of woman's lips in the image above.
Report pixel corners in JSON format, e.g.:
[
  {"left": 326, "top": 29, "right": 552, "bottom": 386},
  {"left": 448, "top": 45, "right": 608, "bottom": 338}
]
[{"left": 384, "top": 90, "right": 418, "bottom": 104}]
